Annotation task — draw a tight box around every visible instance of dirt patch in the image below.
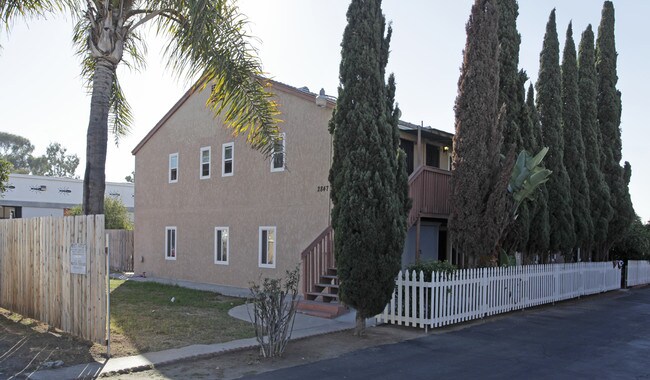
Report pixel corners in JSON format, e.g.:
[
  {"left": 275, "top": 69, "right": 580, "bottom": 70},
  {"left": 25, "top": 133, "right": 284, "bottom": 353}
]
[
  {"left": 108, "top": 324, "right": 425, "bottom": 379},
  {"left": 0, "top": 308, "right": 101, "bottom": 379}
]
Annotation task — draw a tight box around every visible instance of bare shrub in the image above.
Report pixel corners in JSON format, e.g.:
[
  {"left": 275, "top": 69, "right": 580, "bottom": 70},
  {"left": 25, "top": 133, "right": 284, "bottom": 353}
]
[{"left": 247, "top": 267, "right": 300, "bottom": 358}]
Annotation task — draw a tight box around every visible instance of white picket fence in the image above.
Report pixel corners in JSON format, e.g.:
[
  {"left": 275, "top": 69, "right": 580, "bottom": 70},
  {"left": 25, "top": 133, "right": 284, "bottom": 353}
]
[
  {"left": 627, "top": 260, "right": 650, "bottom": 287},
  {"left": 377, "top": 262, "right": 622, "bottom": 329}
]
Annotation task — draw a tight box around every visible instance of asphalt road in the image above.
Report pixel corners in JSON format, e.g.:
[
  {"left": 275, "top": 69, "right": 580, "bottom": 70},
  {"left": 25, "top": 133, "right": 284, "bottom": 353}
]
[{"left": 245, "top": 287, "right": 650, "bottom": 380}]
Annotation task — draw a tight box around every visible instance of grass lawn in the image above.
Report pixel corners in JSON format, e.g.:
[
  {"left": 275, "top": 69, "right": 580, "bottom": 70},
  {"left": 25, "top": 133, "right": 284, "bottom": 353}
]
[{"left": 106, "top": 279, "right": 254, "bottom": 357}]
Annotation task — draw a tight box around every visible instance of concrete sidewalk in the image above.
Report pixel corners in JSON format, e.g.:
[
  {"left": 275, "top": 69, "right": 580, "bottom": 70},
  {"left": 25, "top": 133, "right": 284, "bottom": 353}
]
[{"left": 27, "top": 300, "right": 371, "bottom": 379}]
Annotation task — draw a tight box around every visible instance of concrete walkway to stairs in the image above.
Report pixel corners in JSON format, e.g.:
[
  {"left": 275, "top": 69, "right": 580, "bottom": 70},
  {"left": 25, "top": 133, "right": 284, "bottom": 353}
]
[{"left": 27, "top": 277, "right": 372, "bottom": 379}]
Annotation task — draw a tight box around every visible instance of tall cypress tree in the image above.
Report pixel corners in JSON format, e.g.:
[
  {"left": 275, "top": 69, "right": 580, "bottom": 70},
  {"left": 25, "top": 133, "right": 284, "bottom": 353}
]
[
  {"left": 450, "top": 0, "right": 511, "bottom": 267},
  {"left": 596, "top": 1, "right": 634, "bottom": 256},
  {"left": 519, "top": 72, "right": 536, "bottom": 155},
  {"left": 536, "top": 9, "right": 575, "bottom": 255},
  {"left": 525, "top": 83, "right": 551, "bottom": 260},
  {"left": 561, "top": 22, "right": 593, "bottom": 255},
  {"left": 497, "top": 0, "right": 523, "bottom": 154},
  {"left": 497, "top": 0, "right": 528, "bottom": 255},
  {"left": 508, "top": 70, "right": 536, "bottom": 256},
  {"left": 328, "top": 0, "right": 408, "bottom": 335},
  {"left": 578, "top": 24, "right": 612, "bottom": 259},
  {"left": 502, "top": 70, "right": 536, "bottom": 256}
]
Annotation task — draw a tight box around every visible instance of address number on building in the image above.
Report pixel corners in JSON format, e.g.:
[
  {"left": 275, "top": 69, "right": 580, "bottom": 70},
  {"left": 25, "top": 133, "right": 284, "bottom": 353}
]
[{"left": 317, "top": 185, "right": 329, "bottom": 192}]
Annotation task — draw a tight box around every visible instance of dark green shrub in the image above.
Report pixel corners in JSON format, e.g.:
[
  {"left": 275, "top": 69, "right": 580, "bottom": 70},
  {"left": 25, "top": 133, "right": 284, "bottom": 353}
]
[{"left": 405, "top": 260, "right": 457, "bottom": 281}]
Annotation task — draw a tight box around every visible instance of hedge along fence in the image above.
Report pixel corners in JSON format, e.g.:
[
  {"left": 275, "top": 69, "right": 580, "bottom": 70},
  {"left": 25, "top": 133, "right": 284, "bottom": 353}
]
[
  {"left": 0, "top": 215, "right": 108, "bottom": 344},
  {"left": 107, "top": 229, "right": 134, "bottom": 272}
]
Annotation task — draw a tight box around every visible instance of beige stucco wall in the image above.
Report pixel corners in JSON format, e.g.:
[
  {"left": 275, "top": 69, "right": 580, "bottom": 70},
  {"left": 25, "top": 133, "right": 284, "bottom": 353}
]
[{"left": 134, "top": 86, "right": 333, "bottom": 290}]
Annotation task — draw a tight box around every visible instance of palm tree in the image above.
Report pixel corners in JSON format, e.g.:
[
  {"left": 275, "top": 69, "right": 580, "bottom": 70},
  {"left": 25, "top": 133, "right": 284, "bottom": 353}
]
[
  {"left": 75, "top": 1, "right": 281, "bottom": 214},
  {"left": 1, "top": 1, "right": 63, "bottom": 20},
  {"left": 2, "top": 0, "right": 280, "bottom": 215}
]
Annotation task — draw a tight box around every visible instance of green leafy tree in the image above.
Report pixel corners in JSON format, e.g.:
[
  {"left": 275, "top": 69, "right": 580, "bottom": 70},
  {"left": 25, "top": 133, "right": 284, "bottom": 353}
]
[
  {"left": 536, "top": 9, "right": 575, "bottom": 256},
  {"left": 29, "top": 142, "right": 80, "bottom": 178},
  {"left": 610, "top": 216, "right": 650, "bottom": 261},
  {"left": 578, "top": 24, "right": 612, "bottom": 260},
  {"left": 0, "top": 132, "right": 79, "bottom": 177},
  {"left": 561, "top": 22, "right": 593, "bottom": 255},
  {"left": 0, "top": 131, "right": 35, "bottom": 173},
  {"left": 0, "top": 158, "right": 10, "bottom": 193},
  {"left": 125, "top": 170, "right": 134, "bottom": 183},
  {"left": 525, "top": 84, "right": 551, "bottom": 260},
  {"left": 450, "top": 0, "right": 512, "bottom": 268},
  {"left": 596, "top": 1, "right": 634, "bottom": 257},
  {"left": 328, "top": 0, "right": 408, "bottom": 336},
  {"left": 68, "top": 196, "right": 132, "bottom": 230}
]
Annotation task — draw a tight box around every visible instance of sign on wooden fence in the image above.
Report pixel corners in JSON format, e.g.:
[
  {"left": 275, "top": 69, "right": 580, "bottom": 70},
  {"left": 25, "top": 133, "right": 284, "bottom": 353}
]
[
  {"left": 0, "top": 215, "right": 108, "bottom": 344},
  {"left": 70, "top": 243, "right": 87, "bottom": 275}
]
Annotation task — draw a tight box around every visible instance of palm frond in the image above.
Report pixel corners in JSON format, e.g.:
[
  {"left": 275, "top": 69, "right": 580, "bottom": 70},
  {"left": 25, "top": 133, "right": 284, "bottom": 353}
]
[
  {"left": 153, "top": 0, "right": 281, "bottom": 155},
  {"left": 109, "top": 76, "right": 133, "bottom": 146},
  {"left": 1, "top": 0, "right": 71, "bottom": 26},
  {"left": 1, "top": 0, "right": 72, "bottom": 50}
]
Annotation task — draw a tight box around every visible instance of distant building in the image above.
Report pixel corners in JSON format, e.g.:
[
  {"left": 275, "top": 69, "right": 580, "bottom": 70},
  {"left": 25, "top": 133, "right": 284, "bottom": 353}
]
[{"left": 0, "top": 174, "right": 134, "bottom": 219}]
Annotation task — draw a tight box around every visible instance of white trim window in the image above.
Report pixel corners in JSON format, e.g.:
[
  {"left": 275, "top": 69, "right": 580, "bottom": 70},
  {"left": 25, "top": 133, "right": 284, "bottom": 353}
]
[
  {"left": 270, "top": 133, "right": 285, "bottom": 172},
  {"left": 165, "top": 226, "right": 177, "bottom": 260},
  {"left": 169, "top": 153, "right": 179, "bottom": 183},
  {"left": 222, "top": 142, "right": 234, "bottom": 176},
  {"left": 214, "top": 227, "right": 229, "bottom": 265},
  {"left": 259, "top": 226, "right": 276, "bottom": 268},
  {"left": 200, "top": 147, "right": 211, "bottom": 179}
]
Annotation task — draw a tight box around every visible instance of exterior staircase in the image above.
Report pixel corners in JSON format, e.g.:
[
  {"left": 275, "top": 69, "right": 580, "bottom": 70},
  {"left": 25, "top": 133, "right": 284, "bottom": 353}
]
[
  {"left": 298, "top": 227, "right": 348, "bottom": 318},
  {"left": 407, "top": 165, "right": 451, "bottom": 228},
  {"left": 298, "top": 267, "right": 347, "bottom": 318}
]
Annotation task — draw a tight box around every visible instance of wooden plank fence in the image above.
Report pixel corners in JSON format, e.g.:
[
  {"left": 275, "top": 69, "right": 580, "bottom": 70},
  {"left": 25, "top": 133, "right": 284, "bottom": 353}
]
[
  {"left": 107, "top": 229, "right": 134, "bottom": 272},
  {"left": 627, "top": 260, "right": 650, "bottom": 287},
  {"left": 377, "top": 262, "right": 622, "bottom": 329},
  {"left": 0, "top": 215, "right": 108, "bottom": 344}
]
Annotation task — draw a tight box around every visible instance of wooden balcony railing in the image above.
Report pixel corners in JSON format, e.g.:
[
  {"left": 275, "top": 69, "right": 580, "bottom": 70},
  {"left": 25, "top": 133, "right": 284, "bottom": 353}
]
[
  {"left": 408, "top": 166, "right": 451, "bottom": 227},
  {"left": 300, "top": 226, "right": 334, "bottom": 297}
]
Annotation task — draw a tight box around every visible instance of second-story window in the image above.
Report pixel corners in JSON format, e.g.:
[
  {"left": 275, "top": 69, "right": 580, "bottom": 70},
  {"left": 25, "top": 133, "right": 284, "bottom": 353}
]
[
  {"left": 169, "top": 153, "right": 178, "bottom": 183},
  {"left": 200, "top": 147, "right": 211, "bottom": 179},
  {"left": 222, "top": 142, "right": 234, "bottom": 176},
  {"left": 271, "top": 133, "right": 285, "bottom": 172}
]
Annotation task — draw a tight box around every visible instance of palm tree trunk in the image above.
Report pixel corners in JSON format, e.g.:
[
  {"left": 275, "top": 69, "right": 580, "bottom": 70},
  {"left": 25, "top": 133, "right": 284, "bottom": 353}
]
[{"left": 83, "top": 59, "right": 115, "bottom": 215}]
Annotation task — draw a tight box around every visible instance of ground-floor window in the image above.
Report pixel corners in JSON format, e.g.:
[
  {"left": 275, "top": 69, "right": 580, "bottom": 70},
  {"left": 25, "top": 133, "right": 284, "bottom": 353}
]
[
  {"left": 165, "top": 226, "right": 177, "bottom": 260},
  {"left": 259, "top": 226, "right": 276, "bottom": 268},
  {"left": 214, "top": 227, "right": 229, "bottom": 264}
]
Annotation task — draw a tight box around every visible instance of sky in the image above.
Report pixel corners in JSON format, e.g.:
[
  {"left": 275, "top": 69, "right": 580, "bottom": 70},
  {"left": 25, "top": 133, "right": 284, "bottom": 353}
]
[{"left": 0, "top": 0, "right": 647, "bottom": 222}]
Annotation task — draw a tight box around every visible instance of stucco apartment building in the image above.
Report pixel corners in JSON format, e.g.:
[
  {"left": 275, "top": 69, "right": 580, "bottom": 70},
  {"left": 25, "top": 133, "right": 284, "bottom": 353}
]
[{"left": 132, "top": 79, "right": 452, "bottom": 296}]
